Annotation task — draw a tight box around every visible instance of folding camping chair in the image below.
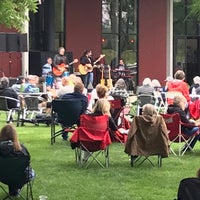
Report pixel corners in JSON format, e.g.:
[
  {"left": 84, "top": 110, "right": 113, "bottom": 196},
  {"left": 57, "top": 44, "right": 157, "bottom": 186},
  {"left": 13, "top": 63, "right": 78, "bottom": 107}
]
[
  {"left": 70, "top": 114, "right": 111, "bottom": 168},
  {"left": 0, "top": 96, "right": 21, "bottom": 125},
  {"left": 176, "top": 178, "right": 200, "bottom": 200},
  {"left": 109, "top": 99, "right": 125, "bottom": 127},
  {"left": 109, "top": 99, "right": 130, "bottom": 143},
  {"left": 51, "top": 99, "right": 83, "bottom": 144},
  {"left": 0, "top": 156, "right": 34, "bottom": 200},
  {"left": 136, "top": 94, "right": 156, "bottom": 115},
  {"left": 20, "top": 96, "right": 45, "bottom": 126},
  {"left": 125, "top": 115, "right": 169, "bottom": 167},
  {"left": 161, "top": 113, "right": 199, "bottom": 156}
]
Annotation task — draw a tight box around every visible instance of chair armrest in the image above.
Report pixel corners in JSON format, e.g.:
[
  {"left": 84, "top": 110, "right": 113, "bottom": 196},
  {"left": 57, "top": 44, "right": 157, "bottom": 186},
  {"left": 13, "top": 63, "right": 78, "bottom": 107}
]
[
  {"left": 0, "top": 96, "right": 20, "bottom": 103},
  {"left": 0, "top": 96, "right": 20, "bottom": 108},
  {"left": 180, "top": 121, "right": 199, "bottom": 128}
]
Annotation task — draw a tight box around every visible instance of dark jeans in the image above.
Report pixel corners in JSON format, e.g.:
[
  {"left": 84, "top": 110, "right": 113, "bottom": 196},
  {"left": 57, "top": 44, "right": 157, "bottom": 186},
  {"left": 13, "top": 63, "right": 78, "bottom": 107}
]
[
  {"left": 182, "top": 126, "right": 200, "bottom": 148},
  {"left": 81, "top": 74, "right": 89, "bottom": 88}
]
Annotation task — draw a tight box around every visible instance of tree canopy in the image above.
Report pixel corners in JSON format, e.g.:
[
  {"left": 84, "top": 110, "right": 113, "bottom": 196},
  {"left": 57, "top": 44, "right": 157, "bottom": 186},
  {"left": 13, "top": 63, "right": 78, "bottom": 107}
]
[
  {"left": 0, "top": 0, "right": 38, "bottom": 32},
  {"left": 190, "top": 0, "right": 200, "bottom": 21}
]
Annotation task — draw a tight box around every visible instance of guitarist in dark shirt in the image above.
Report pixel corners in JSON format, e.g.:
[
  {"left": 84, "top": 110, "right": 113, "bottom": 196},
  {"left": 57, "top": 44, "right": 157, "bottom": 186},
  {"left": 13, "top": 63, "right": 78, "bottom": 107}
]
[
  {"left": 53, "top": 47, "right": 69, "bottom": 89},
  {"left": 79, "top": 49, "right": 94, "bottom": 89},
  {"left": 53, "top": 47, "right": 68, "bottom": 76}
]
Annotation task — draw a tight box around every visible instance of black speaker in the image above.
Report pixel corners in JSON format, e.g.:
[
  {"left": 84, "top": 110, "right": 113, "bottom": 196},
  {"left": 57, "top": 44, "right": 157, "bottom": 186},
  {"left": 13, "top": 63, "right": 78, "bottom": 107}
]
[
  {"left": 66, "top": 52, "right": 74, "bottom": 74},
  {"left": 19, "top": 34, "right": 28, "bottom": 52},
  {"left": 0, "top": 33, "right": 7, "bottom": 52},
  {"left": 29, "top": 51, "right": 42, "bottom": 76},
  {"left": 7, "top": 33, "right": 19, "bottom": 52},
  {"left": 9, "top": 78, "right": 18, "bottom": 87}
]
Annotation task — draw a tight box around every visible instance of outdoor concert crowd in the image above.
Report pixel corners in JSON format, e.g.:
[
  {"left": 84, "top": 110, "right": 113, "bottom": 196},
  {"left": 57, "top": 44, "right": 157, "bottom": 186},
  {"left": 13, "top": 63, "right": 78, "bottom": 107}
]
[{"left": 1, "top": 47, "right": 200, "bottom": 198}]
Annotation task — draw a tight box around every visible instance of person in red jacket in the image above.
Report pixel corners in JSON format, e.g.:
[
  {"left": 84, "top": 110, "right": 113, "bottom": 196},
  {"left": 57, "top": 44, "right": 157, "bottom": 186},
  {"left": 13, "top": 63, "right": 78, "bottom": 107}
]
[{"left": 166, "top": 70, "right": 190, "bottom": 103}]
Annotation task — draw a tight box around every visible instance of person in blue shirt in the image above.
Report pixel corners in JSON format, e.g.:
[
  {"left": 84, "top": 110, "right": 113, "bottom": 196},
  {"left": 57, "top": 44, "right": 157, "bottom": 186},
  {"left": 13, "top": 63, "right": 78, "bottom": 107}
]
[
  {"left": 42, "top": 57, "right": 53, "bottom": 88},
  {"left": 42, "top": 57, "right": 52, "bottom": 76}
]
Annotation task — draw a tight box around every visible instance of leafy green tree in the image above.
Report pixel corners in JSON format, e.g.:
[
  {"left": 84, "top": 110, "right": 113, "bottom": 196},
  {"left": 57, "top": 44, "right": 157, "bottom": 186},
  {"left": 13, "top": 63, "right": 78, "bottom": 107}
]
[
  {"left": 0, "top": 0, "right": 38, "bottom": 32},
  {"left": 190, "top": 0, "right": 200, "bottom": 21}
]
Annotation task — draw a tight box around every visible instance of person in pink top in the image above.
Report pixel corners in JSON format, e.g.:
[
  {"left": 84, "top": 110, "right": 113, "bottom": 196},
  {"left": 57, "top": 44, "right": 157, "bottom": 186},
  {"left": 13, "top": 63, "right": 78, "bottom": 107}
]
[{"left": 166, "top": 70, "right": 190, "bottom": 103}]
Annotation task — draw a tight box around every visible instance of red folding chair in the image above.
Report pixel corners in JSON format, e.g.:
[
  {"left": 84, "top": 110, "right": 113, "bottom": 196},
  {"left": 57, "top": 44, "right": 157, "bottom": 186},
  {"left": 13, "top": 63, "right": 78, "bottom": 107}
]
[
  {"left": 70, "top": 114, "right": 111, "bottom": 168},
  {"left": 108, "top": 99, "right": 130, "bottom": 143},
  {"left": 161, "top": 113, "right": 199, "bottom": 156}
]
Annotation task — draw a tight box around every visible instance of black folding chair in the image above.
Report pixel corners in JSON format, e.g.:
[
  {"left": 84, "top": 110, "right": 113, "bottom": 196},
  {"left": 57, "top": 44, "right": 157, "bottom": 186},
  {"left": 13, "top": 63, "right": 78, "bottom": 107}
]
[
  {"left": 136, "top": 94, "right": 156, "bottom": 115},
  {"left": 20, "top": 96, "right": 46, "bottom": 126},
  {"left": 176, "top": 178, "right": 200, "bottom": 200},
  {"left": 0, "top": 156, "right": 34, "bottom": 200},
  {"left": 51, "top": 99, "right": 83, "bottom": 144}
]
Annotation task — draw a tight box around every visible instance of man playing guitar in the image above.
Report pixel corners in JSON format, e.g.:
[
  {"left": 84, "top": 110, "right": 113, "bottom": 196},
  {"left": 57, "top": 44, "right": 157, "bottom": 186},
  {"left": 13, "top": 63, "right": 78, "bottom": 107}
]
[
  {"left": 79, "top": 49, "right": 105, "bottom": 89},
  {"left": 52, "top": 47, "right": 69, "bottom": 89},
  {"left": 53, "top": 47, "right": 78, "bottom": 89}
]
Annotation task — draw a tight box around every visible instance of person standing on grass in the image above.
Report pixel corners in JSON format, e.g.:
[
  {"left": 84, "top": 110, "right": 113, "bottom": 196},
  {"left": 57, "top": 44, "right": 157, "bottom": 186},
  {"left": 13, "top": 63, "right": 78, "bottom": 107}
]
[{"left": 0, "top": 124, "right": 35, "bottom": 197}]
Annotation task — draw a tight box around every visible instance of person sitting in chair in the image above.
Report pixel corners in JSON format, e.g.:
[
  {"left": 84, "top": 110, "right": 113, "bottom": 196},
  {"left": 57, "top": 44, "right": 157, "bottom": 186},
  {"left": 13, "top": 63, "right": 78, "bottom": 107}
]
[
  {"left": 0, "top": 124, "right": 35, "bottom": 197},
  {"left": 92, "top": 98, "right": 118, "bottom": 132},
  {"left": 23, "top": 75, "right": 40, "bottom": 93},
  {"left": 80, "top": 98, "right": 118, "bottom": 160},
  {"left": 136, "top": 77, "right": 155, "bottom": 96},
  {"left": 0, "top": 77, "right": 19, "bottom": 109},
  {"left": 55, "top": 76, "right": 74, "bottom": 98},
  {"left": 60, "top": 82, "right": 88, "bottom": 140},
  {"left": 108, "top": 78, "right": 129, "bottom": 105},
  {"left": 125, "top": 104, "right": 169, "bottom": 166},
  {"left": 167, "top": 95, "right": 200, "bottom": 151}
]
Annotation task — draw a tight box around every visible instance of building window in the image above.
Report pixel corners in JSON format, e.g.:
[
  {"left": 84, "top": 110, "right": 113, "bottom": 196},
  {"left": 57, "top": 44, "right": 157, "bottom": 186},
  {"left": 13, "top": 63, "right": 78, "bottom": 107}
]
[
  {"left": 102, "top": 0, "right": 138, "bottom": 68},
  {"left": 29, "top": 0, "right": 65, "bottom": 51},
  {"left": 173, "top": 0, "right": 200, "bottom": 84}
]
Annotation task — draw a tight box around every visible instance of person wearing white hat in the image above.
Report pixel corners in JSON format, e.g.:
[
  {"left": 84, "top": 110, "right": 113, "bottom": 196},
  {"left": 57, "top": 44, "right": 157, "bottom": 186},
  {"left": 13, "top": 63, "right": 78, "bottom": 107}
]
[{"left": 190, "top": 76, "right": 200, "bottom": 95}]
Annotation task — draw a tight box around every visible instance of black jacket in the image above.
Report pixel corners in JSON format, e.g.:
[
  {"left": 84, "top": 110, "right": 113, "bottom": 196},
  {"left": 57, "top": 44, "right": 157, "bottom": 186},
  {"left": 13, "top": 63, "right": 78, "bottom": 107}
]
[
  {"left": 53, "top": 53, "right": 68, "bottom": 66},
  {"left": 0, "top": 87, "right": 19, "bottom": 108},
  {"left": 0, "top": 140, "right": 30, "bottom": 159},
  {"left": 167, "top": 104, "right": 195, "bottom": 131}
]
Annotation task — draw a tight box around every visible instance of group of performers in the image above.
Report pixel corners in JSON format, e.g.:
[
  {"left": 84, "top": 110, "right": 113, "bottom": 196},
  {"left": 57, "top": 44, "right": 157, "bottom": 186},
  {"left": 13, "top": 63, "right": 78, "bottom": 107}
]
[{"left": 42, "top": 47, "right": 135, "bottom": 92}]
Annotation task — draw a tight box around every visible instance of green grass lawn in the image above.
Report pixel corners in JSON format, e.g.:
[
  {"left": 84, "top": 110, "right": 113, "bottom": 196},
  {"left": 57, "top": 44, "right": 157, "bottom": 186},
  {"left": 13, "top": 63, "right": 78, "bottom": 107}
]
[{"left": 0, "top": 119, "right": 200, "bottom": 200}]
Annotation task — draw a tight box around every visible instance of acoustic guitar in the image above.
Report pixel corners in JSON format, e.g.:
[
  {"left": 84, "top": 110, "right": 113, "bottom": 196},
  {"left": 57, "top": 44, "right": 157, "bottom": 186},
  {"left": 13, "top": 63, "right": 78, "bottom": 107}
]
[
  {"left": 78, "top": 54, "right": 105, "bottom": 75},
  {"left": 53, "top": 59, "right": 78, "bottom": 77},
  {"left": 107, "top": 65, "right": 113, "bottom": 89}
]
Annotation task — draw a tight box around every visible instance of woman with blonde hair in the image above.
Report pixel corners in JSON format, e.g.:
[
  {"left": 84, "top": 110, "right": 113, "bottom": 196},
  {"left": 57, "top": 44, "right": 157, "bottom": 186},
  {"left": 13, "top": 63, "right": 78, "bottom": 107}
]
[
  {"left": 92, "top": 99, "right": 117, "bottom": 130},
  {"left": 88, "top": 83, "right": 109, "bottom": 111},
  {"left": 0, "top": 124, "right": 35, "bottom": 197},
  {"left": 93, "top": 98, "right": 111, "bottom": 116}
]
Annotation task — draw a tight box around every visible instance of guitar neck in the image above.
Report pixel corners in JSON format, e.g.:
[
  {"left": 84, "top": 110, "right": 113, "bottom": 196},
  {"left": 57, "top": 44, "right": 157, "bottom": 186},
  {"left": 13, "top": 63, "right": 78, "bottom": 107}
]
[
  {"left": 93, "top": 55, "right": 105, "bottom": 65},
  {"left": 68, "top": 61, "right": 74, "bottom": 66}
]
